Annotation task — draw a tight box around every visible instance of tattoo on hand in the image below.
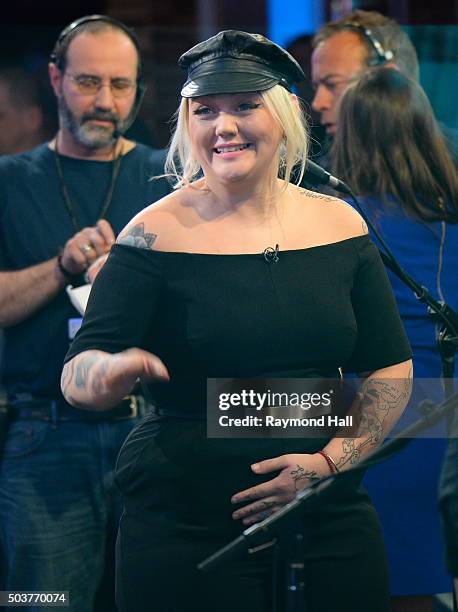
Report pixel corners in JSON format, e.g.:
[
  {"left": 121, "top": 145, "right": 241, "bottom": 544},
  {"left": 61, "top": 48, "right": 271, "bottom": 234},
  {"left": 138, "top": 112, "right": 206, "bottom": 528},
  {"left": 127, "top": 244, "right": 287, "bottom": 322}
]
[
  {"left": 117, "top": 223, "right": 157, "bottom": 250},
  {"left": 256, "top": 511, "right": 272, "bottom": 522},
  {"left": 256, "top": 501, "right": 275, "bottom": 513},
  {"left": 291, "top": 464, "right": 319, "bottom": 491}
]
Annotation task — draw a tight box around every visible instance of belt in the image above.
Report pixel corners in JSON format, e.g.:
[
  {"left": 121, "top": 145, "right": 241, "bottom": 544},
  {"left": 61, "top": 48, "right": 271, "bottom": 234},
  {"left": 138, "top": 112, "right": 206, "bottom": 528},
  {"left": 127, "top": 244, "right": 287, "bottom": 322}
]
[
  {"left": 151, "top": 406, "right": 205, "bottom": 420},
  {"left": 9, "top": 395, "right": 143, "bottom": 423}
]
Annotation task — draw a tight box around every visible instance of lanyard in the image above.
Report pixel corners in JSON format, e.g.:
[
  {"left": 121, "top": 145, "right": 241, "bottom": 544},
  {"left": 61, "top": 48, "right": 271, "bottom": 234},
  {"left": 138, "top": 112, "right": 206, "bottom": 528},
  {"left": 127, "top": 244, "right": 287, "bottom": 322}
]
[{"left": 53, "top": 140, "right": 122, "bottom": 232}]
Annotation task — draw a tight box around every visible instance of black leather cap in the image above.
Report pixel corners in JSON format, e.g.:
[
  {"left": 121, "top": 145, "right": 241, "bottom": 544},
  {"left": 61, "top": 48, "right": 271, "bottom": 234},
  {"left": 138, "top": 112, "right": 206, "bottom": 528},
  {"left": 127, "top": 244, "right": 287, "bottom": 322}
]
[{"left": 179, "top": 30, "right": 305, "bottom": 98}]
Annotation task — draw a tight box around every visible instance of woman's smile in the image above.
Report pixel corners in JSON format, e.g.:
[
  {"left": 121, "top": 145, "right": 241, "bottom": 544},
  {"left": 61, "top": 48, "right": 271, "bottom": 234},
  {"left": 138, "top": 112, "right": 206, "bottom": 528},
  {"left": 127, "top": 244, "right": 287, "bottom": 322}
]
[{"left": 212, "top": 142, "right": 253, "bottom": 158}]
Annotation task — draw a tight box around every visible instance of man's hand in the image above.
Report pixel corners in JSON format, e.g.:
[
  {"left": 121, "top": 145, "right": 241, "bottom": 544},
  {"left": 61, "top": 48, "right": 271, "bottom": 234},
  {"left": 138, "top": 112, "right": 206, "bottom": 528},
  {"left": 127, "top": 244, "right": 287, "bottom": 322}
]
[
  {"left": 231, "top": 453, "right": 330, "bottom": 526},
  {"left": 60, "top": 219, "right": 115, "bottom": 276}
]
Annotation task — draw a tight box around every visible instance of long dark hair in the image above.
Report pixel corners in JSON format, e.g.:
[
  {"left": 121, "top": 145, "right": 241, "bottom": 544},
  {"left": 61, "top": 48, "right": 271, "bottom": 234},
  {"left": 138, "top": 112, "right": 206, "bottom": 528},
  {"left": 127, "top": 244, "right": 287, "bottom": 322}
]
[{"left": 332, "top": 67, "right": 458, "bottom": 223}]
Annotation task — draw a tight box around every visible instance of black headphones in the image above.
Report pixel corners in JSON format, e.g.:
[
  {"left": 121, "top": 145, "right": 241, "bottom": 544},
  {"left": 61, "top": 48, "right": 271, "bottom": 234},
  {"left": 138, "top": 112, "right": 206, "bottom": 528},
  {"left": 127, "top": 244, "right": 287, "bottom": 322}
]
[
  {"left": 50, "top": 15, "right": 146, "bottom": 132},
  {"left": 347, "top": 23, "right": 394, "bottom": 67}
]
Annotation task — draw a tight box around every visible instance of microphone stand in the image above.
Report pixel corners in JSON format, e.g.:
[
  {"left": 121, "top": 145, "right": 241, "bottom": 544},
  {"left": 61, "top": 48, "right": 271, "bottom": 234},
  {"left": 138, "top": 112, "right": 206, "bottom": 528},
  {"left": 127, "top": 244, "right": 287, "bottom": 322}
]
[{"left": 198, "top": 392, "right": 458, "bottom": 611}]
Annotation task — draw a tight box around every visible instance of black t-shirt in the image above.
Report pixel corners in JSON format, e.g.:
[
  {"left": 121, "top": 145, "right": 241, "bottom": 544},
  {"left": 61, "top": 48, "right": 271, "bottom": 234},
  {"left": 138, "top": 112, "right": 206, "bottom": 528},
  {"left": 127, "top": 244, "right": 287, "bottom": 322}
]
[
  {"left": 66, "top": 236, "right": 412, "bottom": 416},
  {"left": 0, "top": 142, "right": 171, "bottom": 400}
]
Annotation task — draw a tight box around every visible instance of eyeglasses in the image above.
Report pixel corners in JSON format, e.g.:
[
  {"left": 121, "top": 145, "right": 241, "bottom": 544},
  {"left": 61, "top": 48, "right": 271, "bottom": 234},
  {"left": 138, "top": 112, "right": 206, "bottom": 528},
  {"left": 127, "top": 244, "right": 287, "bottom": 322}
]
[{"left": 65, "top": 72, "right": 136, "bottom": 98}]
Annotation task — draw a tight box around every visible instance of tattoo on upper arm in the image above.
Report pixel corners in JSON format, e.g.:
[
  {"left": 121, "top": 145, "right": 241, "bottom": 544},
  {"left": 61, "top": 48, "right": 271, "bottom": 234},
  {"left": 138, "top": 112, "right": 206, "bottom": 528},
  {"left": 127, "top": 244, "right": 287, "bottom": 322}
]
[
  {"left": 362, "top": 220, "right": 368, "bottom": 234},
  {"left": 117, "top": 223, "right": 157, "bottom": 250}
]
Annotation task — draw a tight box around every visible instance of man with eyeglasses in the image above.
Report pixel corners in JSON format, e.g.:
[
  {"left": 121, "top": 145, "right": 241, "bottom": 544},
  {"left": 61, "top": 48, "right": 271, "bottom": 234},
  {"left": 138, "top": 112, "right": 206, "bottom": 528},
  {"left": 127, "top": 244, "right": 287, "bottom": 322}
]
[{"left": 0, "top": 15, "right": 169, "bottom": 612}]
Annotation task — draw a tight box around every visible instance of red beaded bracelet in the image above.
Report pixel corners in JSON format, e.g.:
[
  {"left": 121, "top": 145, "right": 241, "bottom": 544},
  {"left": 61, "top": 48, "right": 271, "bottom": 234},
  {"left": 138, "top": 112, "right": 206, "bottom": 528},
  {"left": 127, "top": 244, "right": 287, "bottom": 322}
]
[{"left": 317, "top": 450, "right": 339, "bottom": 475}]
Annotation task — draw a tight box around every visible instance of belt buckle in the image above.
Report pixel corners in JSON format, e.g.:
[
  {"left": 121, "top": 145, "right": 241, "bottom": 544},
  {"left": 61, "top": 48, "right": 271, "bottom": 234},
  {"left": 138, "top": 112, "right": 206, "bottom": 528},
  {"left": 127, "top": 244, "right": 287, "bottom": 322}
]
[
  {"left": 111, "top": 395, "right": 139, "bottom": 421},
  {"left": 127, "top": 395, "right": 138, "bottom": 418},
  {"left": 114, "top": 395, "right": 139, "bottom": 420}
]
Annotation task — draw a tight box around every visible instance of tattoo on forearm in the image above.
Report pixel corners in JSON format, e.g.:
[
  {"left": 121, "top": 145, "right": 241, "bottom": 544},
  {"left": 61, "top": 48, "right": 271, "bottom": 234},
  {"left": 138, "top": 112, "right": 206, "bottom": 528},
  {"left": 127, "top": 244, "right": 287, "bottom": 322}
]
[
  {"left": 291, "top": 464, "right": 319, "bottom": 491},
  {"left": 117, "top": 223, "right": 157, "bottom": 250},
  {"left": 336, "top": 377, "right": 411, "bottom": 468},
  {"left": 61, "top": 359, "right": 75, "bottom": 395},
  {"left": 91, "top": 360, "right": 109, "bottom": 395},
  {"left": 74, "top": 354, "right": 100, "bottom": 389}
]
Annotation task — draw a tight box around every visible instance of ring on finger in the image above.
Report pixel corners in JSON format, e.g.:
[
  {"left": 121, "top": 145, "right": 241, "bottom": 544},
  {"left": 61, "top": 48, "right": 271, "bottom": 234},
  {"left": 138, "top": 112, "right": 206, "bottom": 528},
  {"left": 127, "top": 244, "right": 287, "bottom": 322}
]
[{"left": 79, "top": 243, "right": 93, "bottom": 255}]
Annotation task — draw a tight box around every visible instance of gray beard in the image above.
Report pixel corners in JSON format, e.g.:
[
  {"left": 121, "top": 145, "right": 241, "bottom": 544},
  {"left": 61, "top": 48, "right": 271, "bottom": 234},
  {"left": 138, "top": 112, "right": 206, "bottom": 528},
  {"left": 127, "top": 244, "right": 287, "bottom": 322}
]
[{"left": 58, "top": 95, "right": 132, "bottom": 150}]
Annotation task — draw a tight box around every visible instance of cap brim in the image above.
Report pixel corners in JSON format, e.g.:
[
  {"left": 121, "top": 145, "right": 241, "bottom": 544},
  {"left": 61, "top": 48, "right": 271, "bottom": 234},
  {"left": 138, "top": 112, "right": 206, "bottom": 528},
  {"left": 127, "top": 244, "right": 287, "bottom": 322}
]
[{"left": 181, "top": 72, "right": 280, "bottom": 98}]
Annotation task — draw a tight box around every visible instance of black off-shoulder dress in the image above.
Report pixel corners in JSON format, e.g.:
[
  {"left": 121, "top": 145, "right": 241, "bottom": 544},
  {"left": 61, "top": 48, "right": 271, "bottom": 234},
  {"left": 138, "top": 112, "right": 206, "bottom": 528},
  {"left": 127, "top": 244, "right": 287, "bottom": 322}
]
[{"left": 65, "top": 235, "right": 412, "bottom": 612}]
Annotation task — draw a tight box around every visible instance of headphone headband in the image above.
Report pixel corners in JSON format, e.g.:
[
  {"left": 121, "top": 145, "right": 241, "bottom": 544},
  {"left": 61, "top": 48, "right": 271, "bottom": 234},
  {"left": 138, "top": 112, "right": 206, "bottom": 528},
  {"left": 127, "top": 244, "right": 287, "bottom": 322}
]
[
  {"left": 50, "top": 15, "right": 146, "bottom": 136},
  {"left": 50, "top": 14, "right": 143, "bottom": 76},
  {"left": 346, "top": 22, "right": 394, "bottom": 66}
]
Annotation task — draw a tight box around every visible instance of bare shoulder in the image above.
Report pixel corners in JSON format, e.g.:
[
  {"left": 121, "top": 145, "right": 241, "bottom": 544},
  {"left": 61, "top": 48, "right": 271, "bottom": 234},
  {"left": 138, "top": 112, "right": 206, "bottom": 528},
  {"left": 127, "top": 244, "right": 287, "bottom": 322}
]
[
  {"left": 298, "top": 188, "right": 368, "bottom": 240},
  {"left": 116, "top": 185, "right": 203, "bottom": 251}
]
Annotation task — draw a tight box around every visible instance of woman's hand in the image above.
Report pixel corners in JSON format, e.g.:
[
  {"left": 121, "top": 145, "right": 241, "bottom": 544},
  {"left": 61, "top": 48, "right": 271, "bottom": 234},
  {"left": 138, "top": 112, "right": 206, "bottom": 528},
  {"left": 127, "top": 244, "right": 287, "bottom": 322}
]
[
  {"left": 231, "top": 453, "right": 331, "bottom": 526},
  {"left": 85, "top": 253, "right": 109, "bottom": 284},
  {"left": 90, "top": 347, "right": 169, "bottom": 400},
  {"left": 61, "top": 348, "right": 169, "bottom": 411}
]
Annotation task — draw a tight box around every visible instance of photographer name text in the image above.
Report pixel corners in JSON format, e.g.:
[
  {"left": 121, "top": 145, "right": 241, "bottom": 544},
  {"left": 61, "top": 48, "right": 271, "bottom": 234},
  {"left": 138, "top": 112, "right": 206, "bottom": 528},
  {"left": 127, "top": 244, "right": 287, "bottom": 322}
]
[{"left": 218, "top": 415, "right": 353, "bottom": 428}]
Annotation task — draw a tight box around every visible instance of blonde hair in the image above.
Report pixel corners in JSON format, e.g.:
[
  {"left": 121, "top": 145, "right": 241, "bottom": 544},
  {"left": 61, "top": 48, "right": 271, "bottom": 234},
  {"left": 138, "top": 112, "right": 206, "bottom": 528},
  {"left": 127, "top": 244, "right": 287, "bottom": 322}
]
[{"left": 165, "top": 84, "right": 309, "bottom": 189}]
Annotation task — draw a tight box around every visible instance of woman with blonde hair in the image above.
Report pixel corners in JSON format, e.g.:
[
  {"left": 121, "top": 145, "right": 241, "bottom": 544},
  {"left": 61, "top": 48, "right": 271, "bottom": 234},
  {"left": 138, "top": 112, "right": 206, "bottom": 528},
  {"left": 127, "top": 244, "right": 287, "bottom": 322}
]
[{"left": 62, "top": 31, "right": 412, "bottom": 611}]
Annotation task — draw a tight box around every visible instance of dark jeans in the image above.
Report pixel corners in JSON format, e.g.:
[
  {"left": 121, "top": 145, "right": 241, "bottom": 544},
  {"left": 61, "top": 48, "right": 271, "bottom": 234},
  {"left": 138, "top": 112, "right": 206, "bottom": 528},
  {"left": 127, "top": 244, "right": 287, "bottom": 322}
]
[{"left": 0, "top": 416, "right": 145, "bottom": 612}]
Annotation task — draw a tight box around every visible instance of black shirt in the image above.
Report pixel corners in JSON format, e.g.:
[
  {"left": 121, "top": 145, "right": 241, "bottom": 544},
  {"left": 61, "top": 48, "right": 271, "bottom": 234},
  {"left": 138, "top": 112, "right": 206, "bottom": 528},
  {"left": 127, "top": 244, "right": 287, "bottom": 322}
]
[
  {"left": 0, "top": 143, "right": 170, "bottom": 400},
  {"left": 66, "top": 236, "right": 412, "bottom": 415}
]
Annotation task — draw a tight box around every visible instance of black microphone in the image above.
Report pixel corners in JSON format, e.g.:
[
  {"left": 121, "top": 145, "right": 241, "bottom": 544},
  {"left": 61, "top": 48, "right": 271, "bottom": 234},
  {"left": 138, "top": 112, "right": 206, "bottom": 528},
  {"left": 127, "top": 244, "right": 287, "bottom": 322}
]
[
  {"left": 263, "top": 244, "right": 279, "bottom": 264},
  {"left": 303, "top": 160, "right": 352, "bottom": 195}
]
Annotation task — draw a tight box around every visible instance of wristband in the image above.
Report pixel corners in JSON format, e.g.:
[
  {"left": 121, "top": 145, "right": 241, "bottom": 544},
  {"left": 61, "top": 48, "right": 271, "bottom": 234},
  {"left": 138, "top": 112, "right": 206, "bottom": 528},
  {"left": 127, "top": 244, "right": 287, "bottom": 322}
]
[{"left": 57, "top": 251, "right": 86, "bottom": 287}]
